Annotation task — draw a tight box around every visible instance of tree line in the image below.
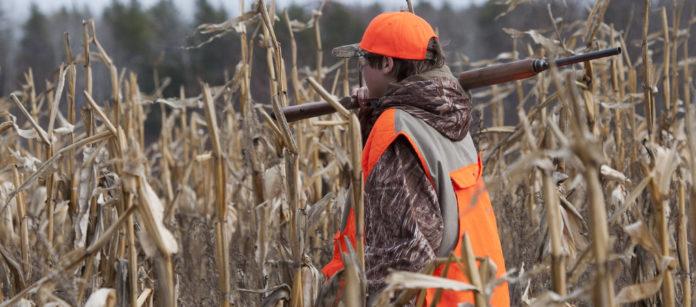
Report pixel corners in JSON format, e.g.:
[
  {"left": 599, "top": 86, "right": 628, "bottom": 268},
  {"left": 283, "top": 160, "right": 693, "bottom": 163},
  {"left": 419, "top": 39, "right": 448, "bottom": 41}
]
[{"left": 0, "top": 0, "right": 692, "bottom": 137}]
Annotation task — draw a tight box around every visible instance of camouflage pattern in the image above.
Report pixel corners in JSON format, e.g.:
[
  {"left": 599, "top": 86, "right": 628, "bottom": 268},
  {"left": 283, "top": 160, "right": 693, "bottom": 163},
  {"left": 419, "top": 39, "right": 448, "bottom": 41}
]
[
  {"left": 359, "top": 66, "right": 473, "bottom": 300},
  {"left": 332, "top": 43, "right": 365, "bottom": 58}
]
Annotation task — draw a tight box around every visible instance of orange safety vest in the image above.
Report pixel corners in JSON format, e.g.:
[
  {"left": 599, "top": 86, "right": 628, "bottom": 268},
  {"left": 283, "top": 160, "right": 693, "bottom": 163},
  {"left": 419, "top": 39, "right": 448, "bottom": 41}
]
[{"left": 322, "top": 109, "right": 509, "bottom": 306}]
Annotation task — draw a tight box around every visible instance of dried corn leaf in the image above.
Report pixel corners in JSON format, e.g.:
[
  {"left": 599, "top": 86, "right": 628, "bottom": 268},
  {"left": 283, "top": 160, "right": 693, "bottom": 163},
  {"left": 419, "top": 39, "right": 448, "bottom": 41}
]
[
  {"left": 136, "top": 178, "right": 179, "bottom": 257},
  {"left": 288, "top": 19, "right": 308, "bottom": 32},
  {"left": 225, "top": 206, "right": 238, "bottom": 242},
  {"left": 615, "top": 257, "right": 674, "bottom": 304},
  {"left": 558, "top": 204, "right": 581, "bottom": 260},
  {"left": 385, "top": 271, "right": 477, "bottom": 292},
  {"left": 610, "top": 184, "right": 626, "bottom": 210},
  {"left": 84, "top": 288, "right": 116, "bottom": 307},
  {"left": 14, "top": 126, "right": 40, "bottom": 140},
  {"left": 0, "top": 182, "right": 17, "bottom": 245},
  {"left": 651, "top": 145, "right": 679, "bottom": 196},
  {"left": 298, "top": 61, "right": 344, "bottom": 81},
  {"left": 188, "top": 11, "right": 259, "bottom": 49},
  {"left": 559, "top": 197, "right": 588, "bottom": 231},
  {"left": 47, "top": 65, "right": 67, "bottom": 138},
  {"left": 600, "top": 165, "right": 630, "bottom": 182},
  {"left": 271, "top": 197, "right": 289, "bottom": 224},
  {"left": 469, "top": 52, "right": 518, "bottom": 68},
  {"left": 9, "top": 148, "right": 41, "bottom": 173},
  {"left": 526, "top": 287, "right": 590, "bottom": 307},
  {"left": 260, "top": 285, "right": 291, "bottom": 306},
  {"left": 74, "top": 150, "right": 98, "bottom": 248},
  {"left": 307, "top": 192, "right": 334, "bottom": 232},
  {"left": 54, "top": 112, "right": 74, "bottom": 135},
  {"left": 37, "top": 282, "right": 71, "bottom": 307},
  {"left": 503, "top": 28, "right": 567, "bottom": 55},
  {"left": 10, "top": 113, "right": 74, "bottom": 141},
  {"left": 340, "top": 238, "right": 365, "bottom": 307},
  {"left": 495, "top": 0, "right": 535, "bottom": 19},
  {"left": 0, "top": 121, "right": 12, "bottom": 135},
  {"left": 316, "top": 268, "right": 344, "bottom": 306},
  {"left": 623, "top": 221, "right": 661, "bottom": 259},
  {"left": 174, "top": 185, "right": 198, "bottom": 215},
  {"left": 70, "top": 51, "right": 108, "bottom": 66},
  {"left": 521, "top": 278, "right": 533, "bottom": 305},
  {"left": 598, "top": 101, "right": 635, "bottom": 110},
  {"left": 12, "top": 299, "right": 33, "bottom": 307},
  {"left": 479, "top": 126, "right": 516, "bottom": 134},
  {"left": 304, "top": 9, "right": 322, "bottom": 28},
  {"left": 154, "top": 97, "right": 201, "bottom": 109},
  {"left": 608, "top": 175, "right": 652, "bottom": 223},
  {"left": 263, "top": 164, "right": 284, "bottom": 200},
  {"left": 26, "top": 186, "right": 46, "bottom": 218},
  {"left": 53, "top": 200, "right": 70, "bottom": 244},
  {"left": 301, "top": 256, "right": 322, "bottom": 307},
  {"left": 503, "top": 152, "right": 553, "bottom": 185}
]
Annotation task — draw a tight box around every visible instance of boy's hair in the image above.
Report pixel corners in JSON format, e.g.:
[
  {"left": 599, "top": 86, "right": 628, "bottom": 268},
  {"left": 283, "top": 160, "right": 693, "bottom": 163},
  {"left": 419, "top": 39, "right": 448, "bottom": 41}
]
[{"left": 363, "top": 38, "right": 445, "bottom": 82}]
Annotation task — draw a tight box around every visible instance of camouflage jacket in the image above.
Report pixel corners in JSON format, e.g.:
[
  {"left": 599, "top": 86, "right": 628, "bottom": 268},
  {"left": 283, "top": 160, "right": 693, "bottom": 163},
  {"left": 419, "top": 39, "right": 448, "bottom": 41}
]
[{"left": 359, "top": 66, "right": 473, "bottom": 299}]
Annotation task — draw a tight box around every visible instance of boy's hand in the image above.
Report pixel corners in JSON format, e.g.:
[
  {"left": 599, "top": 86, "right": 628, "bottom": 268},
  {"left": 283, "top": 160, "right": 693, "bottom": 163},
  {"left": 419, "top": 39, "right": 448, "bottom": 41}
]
[
  {"left": 353, "top": 86, "right": 376, "bottom": 133},
  {"left": 352, "top": 86, "right": 373, "bottom": 108}
]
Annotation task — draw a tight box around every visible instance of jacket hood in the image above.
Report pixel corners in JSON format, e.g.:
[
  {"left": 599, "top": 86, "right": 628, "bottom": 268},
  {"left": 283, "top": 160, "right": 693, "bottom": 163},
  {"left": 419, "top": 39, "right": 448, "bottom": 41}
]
[{"left": 362, "top": 65, "right": 473, "bottom": 142}]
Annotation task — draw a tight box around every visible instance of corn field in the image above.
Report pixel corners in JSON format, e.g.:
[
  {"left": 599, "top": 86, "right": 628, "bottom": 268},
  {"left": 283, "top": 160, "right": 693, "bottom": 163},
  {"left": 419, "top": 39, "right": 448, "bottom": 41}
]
[{"left": 0, "top": 0, "right": 695, "bottom": 306}]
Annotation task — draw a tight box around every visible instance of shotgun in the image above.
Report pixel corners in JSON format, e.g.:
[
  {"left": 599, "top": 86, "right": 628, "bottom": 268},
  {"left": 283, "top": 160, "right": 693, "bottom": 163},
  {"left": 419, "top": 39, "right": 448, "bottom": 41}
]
[{"left": 274, "top": 47, "right": 621, "bottom": 122}]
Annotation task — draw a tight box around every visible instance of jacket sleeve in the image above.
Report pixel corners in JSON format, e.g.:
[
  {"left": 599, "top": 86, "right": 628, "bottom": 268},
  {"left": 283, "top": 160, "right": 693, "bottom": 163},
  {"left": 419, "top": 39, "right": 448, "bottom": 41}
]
[{"left": 363, "top": 136, "right": 444, "bottom": 298}]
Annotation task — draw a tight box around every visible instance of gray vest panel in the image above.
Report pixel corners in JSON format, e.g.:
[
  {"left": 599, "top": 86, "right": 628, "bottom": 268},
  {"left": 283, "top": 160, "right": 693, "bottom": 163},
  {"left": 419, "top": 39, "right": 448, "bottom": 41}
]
[{"left": 392, "top": 109, "right": 479, "bottom": 257}]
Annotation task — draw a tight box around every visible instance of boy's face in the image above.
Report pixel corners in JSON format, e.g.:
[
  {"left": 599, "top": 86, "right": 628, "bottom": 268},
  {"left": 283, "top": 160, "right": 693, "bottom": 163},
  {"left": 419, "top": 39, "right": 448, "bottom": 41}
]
[{"left": 360, "top": 56, "right": 396, "bottom": 98}]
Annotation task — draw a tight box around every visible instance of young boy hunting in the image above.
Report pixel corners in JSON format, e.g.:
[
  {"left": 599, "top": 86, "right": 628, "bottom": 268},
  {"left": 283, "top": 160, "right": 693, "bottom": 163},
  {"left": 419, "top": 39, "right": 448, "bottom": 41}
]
[{"left": 321, "top": 11, "right": 510, "bottom": 306}]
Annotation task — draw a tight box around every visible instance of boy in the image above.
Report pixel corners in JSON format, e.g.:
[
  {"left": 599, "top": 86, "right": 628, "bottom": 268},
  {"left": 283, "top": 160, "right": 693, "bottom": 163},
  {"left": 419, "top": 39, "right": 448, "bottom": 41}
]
[{"left": 322, "top": 11, "right": 509, "bottom": 306}]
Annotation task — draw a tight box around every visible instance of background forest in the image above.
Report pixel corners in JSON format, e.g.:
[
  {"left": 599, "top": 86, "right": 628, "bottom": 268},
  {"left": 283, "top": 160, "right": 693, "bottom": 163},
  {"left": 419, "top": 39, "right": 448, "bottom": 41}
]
[{"left": 1, "top": 0, "right": 693, "bottom": 142}]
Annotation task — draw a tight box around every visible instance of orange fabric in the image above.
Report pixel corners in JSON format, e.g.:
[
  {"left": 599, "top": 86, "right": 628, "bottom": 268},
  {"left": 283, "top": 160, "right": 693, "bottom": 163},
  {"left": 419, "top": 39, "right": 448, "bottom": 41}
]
[
  {"left": 321, "top": 208, "right": 356, "bottom": 278},
  {"left": 359, "top": 12, "right": 438, "bottom": 60},
  {"left": 322, "top": 110, "right": 509, "bottom": 306},
  {"left": 424, "top": 156, "right": 509, "bottom": 307},
  {"left": 362, "top": 109, "right": 433, "bottom": 185},
  {"left": 362, "top": 109, "right": 396, "bottom": 182}
]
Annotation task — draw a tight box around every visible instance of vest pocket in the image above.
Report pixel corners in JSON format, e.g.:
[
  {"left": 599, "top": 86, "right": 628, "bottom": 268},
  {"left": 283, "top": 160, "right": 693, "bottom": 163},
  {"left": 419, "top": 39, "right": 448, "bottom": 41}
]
[
  {"left": 450, "top": 163, "right": 479, "bottom": 189},
  {"left": 449, "top": 161, "right": 482, "bottom": 216}
]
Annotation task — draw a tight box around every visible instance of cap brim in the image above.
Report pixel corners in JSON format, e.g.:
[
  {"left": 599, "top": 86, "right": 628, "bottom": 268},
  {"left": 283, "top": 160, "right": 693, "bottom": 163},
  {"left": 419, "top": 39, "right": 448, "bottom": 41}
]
[
  {"left": 332, "top": 43, "right": 365, "bottom": 58},
  {"left": 332, "top": 43, "right": 436, "bottom": 60}
]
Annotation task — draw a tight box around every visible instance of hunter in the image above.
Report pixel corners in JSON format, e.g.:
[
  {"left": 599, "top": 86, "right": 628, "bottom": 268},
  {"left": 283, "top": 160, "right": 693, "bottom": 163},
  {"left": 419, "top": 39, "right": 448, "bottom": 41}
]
[{"left": 322, "top": 11, "right": 510, "bottom": 306}]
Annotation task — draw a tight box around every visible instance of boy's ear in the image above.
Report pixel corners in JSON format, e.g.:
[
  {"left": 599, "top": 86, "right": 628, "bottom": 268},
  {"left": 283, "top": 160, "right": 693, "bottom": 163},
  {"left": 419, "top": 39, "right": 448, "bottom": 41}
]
[{"left": 382, "top": 56, "right": 394, "bottom": 74}]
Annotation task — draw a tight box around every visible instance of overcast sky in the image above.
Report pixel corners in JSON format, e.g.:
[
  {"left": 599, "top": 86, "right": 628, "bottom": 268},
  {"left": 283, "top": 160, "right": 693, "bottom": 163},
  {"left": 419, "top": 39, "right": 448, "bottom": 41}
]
[{"left": 3, "top": 0, "right": 485, "bottom": 25}]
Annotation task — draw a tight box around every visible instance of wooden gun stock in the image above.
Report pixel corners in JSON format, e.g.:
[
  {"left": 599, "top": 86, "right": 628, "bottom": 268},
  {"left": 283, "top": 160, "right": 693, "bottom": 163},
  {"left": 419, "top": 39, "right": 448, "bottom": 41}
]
[
  {"left": 273, "top": 47, "right": 621, "bottom": 122},
  {"left": 277, "top": 96, "right": 359, "bottom": 122}
]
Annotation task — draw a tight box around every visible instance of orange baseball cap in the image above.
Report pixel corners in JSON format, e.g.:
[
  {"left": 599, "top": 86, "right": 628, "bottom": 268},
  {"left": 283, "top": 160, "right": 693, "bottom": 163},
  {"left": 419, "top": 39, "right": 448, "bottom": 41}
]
[{"left": 332, "top": 11, "right": 438, "bottom": 60}]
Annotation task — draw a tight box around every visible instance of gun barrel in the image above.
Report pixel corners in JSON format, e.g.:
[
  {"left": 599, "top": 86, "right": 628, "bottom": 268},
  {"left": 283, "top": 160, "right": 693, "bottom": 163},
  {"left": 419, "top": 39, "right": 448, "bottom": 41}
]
[{"left": 554, "top": 47, "right": 621, "bottom": 67}]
